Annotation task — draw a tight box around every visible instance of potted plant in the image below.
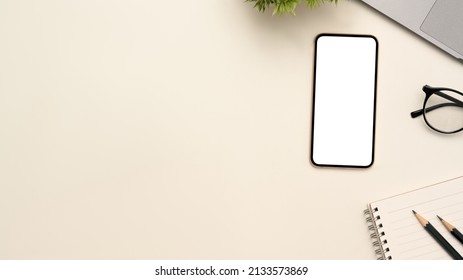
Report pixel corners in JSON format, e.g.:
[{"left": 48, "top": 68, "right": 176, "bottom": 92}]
[{"left": 247, "top": 0, "right": 339, "bottom": 15}]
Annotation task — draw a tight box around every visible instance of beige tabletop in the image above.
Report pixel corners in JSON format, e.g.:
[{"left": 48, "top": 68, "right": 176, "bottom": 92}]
[{"left": 1, "top": 0, "right": 462, "bottom": 259}]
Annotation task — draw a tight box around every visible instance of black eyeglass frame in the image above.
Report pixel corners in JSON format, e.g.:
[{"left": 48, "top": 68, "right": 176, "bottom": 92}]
[{"left": 410, "top": 85, "right": 463, "bottom": 134}]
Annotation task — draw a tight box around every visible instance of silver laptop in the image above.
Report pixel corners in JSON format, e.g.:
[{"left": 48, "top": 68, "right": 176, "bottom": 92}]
[{"left": 362, "top": 0, "right": 463, "bottom": 62}]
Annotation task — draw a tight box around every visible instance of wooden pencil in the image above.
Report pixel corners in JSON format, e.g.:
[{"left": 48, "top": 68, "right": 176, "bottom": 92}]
[
  {"left": 437, "top": 215, "right": 463, "bottom": 245},
  {"left": 412, "top": 210, "right": 463, "bottom": 260}
]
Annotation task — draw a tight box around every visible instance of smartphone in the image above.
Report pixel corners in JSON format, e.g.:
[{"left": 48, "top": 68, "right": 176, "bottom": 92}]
[{"left": 311, "top": 34, "right": 378, "bottom": 168}]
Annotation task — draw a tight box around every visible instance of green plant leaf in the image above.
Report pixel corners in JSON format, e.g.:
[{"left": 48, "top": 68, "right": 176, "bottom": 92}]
[{"left": 246, "top": 0, "right": 339, "bottom": 15}]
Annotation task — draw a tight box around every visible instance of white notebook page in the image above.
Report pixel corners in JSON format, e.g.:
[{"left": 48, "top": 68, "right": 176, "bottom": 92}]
[{"left": 369, "top": 176, "right": 463, "bottom": 260}]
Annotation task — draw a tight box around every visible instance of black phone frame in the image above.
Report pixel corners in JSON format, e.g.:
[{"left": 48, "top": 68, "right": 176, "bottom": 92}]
[{"left": 310, "top": 33, "right": 379, "bottom": 168}]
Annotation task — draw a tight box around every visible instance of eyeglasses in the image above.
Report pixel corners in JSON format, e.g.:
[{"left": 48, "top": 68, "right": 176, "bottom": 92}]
[{"left": 411, "top": 85, "right": 463, "bottom": 134}]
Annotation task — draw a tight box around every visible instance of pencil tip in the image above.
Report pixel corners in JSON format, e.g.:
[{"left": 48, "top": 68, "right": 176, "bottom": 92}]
[
  {"left": 412, "top": 210, "right": 416, "bottom": 214},
  {"left": 437, "top": 215, "right": 443, "bottom": 221}
]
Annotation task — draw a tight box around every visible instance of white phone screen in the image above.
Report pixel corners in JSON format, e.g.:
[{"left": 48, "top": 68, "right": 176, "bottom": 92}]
[{"left": 311, "top": 34, "right": 378, "bottom": 168}]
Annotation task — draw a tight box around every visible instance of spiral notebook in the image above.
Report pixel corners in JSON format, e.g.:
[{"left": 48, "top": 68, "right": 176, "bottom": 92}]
[{"left": 365, "top": 176, "right": 463, "bottom": 260}]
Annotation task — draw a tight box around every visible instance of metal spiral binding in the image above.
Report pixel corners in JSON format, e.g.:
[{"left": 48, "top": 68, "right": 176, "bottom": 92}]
[{"left": 364, "top": 207, "right": 392, "bottom": 260}]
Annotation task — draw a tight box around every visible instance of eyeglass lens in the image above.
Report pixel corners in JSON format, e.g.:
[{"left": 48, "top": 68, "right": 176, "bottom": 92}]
[{"left": 423, "top": 90, "right": 463, "bottom": 133}]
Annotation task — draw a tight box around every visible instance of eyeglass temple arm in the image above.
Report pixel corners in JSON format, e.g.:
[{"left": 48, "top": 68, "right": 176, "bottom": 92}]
[
  {"left": 411, "top": 103, "right": 463, "bottom": 118},
  {"left": 410, "top": 90, "right": 463, "bottom": 118}
]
